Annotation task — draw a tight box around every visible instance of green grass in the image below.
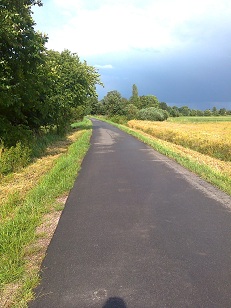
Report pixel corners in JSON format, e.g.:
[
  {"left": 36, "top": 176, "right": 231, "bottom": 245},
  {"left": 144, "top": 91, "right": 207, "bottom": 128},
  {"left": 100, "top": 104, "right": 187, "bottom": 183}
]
[
  {"left": 168, "top": 116, "right": 231, "bottom": 123},
  {"left": 0, "top": 129, "right": 72, "bottom": 176},
  {"left": 95, "top": 117, "right": 231, "bottom": 196},
  {"left": 0, "top": 118, "right": 92, "bottom": 306}
]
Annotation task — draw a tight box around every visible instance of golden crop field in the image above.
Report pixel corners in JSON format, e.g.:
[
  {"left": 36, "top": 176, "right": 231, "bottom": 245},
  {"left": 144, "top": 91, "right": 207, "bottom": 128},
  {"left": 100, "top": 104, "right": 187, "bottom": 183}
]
[{"left": 128, "top": 120, "right": 231, "bottom": 162}]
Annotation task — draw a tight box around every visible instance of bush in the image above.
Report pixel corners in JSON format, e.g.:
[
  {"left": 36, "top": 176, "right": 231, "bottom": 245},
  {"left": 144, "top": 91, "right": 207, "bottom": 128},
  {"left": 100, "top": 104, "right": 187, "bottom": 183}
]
[
  {"left": 0, "top": 143, "right": 32, "bottom": 174},
  {"left": 109, "top": 115, "right": 128, "bottom": 125},
  {"left": 137, "top": 107, "right": 168, "bottom": 121},
  {"left": 124, "top": 104, "right": 139, "bottom": 120}
]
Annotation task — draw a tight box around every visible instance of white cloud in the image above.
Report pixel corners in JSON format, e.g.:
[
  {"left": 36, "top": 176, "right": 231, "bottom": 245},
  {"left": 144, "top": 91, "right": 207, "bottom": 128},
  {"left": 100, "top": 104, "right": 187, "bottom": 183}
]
[
  {"left": 36, "top": 0, "right": 231, "bottom": 57},
  {"left": 95, "top": 64, "right": 114, "bottom": 69}
]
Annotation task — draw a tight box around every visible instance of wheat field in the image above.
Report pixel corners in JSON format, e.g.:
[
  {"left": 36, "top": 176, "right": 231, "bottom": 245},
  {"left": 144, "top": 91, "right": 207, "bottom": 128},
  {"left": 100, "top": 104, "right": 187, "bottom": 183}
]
[{"left": 128, "top": 120, "right": 231, "bottom": 162}]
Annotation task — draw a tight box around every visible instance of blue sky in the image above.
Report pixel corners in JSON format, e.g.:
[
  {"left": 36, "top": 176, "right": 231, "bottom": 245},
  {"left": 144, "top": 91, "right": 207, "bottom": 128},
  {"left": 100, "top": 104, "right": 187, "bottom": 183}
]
[{"left": 33, "top": 0, "right": 231, "bottom": 110}]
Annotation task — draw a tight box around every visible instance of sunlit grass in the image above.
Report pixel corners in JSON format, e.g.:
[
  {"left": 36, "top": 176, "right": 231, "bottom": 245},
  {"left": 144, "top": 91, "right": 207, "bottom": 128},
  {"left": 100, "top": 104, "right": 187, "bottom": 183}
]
[{"left": 0, "top": 118, "right": 92, "bottom": 307}]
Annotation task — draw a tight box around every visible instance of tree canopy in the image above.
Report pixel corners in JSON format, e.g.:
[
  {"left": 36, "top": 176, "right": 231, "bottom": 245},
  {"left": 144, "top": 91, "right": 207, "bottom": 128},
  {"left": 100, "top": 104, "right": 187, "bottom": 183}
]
[{"left": 0, "top": 1, "right": 102, "bottom": 146}]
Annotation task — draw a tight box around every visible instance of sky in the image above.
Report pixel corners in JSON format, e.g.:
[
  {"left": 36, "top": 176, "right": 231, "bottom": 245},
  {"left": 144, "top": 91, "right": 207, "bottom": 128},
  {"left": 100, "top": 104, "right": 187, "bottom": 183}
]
[{"left": 32, "top": 0, "right": 231, "bottom": 110}]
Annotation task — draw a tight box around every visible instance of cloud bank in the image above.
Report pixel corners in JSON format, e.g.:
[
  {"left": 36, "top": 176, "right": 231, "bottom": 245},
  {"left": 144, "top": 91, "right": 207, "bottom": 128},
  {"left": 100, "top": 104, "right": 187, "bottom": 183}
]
[{"left": 33, "top": 0, "right": 231, "bottom": 109}]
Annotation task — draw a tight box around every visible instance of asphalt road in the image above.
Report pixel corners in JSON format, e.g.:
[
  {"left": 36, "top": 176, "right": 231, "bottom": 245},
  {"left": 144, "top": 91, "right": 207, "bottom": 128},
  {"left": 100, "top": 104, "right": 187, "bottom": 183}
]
[{"left": 29, "top": 119, "right": 231, "bottom": 308}]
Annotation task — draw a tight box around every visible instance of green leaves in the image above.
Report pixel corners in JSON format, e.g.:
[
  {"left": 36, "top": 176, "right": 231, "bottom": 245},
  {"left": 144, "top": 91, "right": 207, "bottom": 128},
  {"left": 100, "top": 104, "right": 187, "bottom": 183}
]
[
  {"left": 0, "top": 2, "right": 102, "bottom": 146},
  {"left": 42, "top": 50, "right": 102, "bottom": 133}
]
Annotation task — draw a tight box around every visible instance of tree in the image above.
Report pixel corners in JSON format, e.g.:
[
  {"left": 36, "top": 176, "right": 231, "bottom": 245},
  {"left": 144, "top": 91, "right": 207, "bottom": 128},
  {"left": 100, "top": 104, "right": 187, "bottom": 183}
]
[
  {"left": 219, "top": 108, "right": 227, "bottom": 116},
  {"left": 132, "top": 84, "right": 139, "bottom": 98},
  {"left": 0, "top": 1, "right": 102, "bottom": 144},
  {"left": 190, "top": 109, "right": 197, "bottom": 116},
  {"left": 159, "top": 102, "right": 168, "bottom": 110},
  {"left": 130, "top": 84, "right": 140, "bottom": 107},
  {"left": 168, "top": 106, "right": 180, "bottom": 117},
  {"left": 0, "top": 0, "right": 47, "bottom": 145},
  {"left": 124, "top": 104, "right": 138, "bottom": 120},
  {"left": 196, "top": 110, "right": 204, "bottom": 116},
  {"left": 102, "top": 91, "right": 127, "bottom": 116},
  {"left": 84, "top": 97, "right": 99, "bottom": 115},
  {"left": 212, "top": 107, "right": 219, "bottom": 116},
  {"left": 43, "top": 50, "right": 102, "bottom": 133},
  {"left": 138, "top": 95, "right": 159, "bottom": 109},
  {"left": 178, "top": 106, "right": 191, "bottom": 116},
  {"left": 204, "top": 109, "right": 212, "bottom": 116},
  {"left": 137, "top": 107, "right": 168, "bottom": 121}
]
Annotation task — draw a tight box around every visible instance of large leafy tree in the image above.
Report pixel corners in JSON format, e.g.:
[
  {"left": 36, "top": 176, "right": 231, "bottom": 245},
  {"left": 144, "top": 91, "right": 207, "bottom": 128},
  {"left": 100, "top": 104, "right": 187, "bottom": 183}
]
[
  {"left": 101, "top": 91, "right": 128, "bottom": 116},
  {"left": 43, "top": 50, "right": 102, "bottom": 133},
  {"left": 0, "top": 1, "right": 102, "bottom": 145},
  {"left": 138, "top": 95, "right": 159, "bottom": 109},
  {"left": 0, "top": 0, "right": 47, "bottom": 145}
]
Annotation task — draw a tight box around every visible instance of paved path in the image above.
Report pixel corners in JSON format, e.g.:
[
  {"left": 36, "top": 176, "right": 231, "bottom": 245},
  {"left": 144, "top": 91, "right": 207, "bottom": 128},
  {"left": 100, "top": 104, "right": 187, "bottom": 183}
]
[{"left": 30, "top": 119, "right": 231, "bottom": 308}]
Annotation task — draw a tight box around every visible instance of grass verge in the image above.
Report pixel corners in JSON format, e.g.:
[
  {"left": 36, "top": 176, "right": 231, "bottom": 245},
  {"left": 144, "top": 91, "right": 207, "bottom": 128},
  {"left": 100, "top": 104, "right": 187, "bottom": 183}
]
[
  {"left": 95, "top": 117, "right": 231, "bottom": 196},
  {"left": 0, "top": 118, "right": 92, "bottom": 307}
]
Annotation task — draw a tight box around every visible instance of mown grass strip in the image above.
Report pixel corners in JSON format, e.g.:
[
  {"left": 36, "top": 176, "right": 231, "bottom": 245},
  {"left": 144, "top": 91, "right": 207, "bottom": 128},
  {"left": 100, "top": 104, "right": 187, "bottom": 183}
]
[
  {"left": 95, "top": 117, "right": 231, "bottom": 196},
  {"left": 0, "top": 118, "right": 92, "bottom": 307}
]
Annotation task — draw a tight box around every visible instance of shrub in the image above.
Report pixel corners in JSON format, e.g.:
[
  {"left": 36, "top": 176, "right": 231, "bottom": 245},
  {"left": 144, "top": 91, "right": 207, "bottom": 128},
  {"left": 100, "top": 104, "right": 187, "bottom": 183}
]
[
  {"left": 109, "top": 115, "right": 128, "bottom": 125},
  {"left": 137, "top": 107, "right": 168, "bottom": 121},
  {"left": 124, "top": 104, "right": 139, "bottom": 120},
  {"left": 0, "top": 143, "right": 32, "bottom": 174}
]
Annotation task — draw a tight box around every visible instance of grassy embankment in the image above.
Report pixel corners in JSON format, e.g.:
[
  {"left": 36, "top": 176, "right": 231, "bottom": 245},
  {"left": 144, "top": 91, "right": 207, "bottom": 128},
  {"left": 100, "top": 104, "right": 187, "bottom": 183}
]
[
  {"left": 0, "top": 118, "right": 92, "bottom": 307},
  {"left": 97, "top": 116, "right": 231, "bottom": 196}
]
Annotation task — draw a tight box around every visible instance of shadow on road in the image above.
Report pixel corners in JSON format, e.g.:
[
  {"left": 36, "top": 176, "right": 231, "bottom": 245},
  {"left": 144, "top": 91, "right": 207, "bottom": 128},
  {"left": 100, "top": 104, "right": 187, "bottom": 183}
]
[{"left": 102, "top": 297, "right": 127, "bottom": 308}]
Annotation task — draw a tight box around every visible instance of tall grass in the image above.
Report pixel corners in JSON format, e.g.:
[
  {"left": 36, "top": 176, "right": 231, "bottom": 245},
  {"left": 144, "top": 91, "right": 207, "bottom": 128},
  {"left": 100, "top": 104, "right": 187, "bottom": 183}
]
[
  {"left": 0, "top": 118, "right": 92, "bottom": 306},
  {"left": 0, "top": 130, "right": 68, "bottom": 176}
]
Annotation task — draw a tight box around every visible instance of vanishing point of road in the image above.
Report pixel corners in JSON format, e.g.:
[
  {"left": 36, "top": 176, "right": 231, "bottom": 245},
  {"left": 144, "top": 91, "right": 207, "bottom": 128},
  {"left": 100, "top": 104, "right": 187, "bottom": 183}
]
[{"left": 30, "top": 119, "right": 231, "bottom": 308}]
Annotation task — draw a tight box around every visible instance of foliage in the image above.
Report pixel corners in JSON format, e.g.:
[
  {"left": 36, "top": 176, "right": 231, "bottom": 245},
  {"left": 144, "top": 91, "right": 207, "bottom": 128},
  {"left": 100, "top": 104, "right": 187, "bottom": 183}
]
[
  {"left": 124, "top": 104, "right": 139, "bottom": 120},
  {"left": 0, "top": 142, "right": 31, "bottom": 174},
  {"left": 109, "top": 115, "right": 128, "bottom": 125},
  {"left": 137, "top": 107, "right": 168, "bottom": 121},
  {"left": 138, "top": 95, "right": 160, "bottom": 109},
  {"left": 0, "top": 126, "right": 78, "bottom": 177},
  {"left": 132, "top": 84, "right": 139, "bottom": 99},
  {"left": 0, "top": 2, "right": 102, "bottom": 147},
  {"left": 0, "top": 0, "right": 48, "bottom": 145},
  {"left": 101, "top": 90, "right": 128, "bottom": 116},
  {"left": 42, "top": 50, "right": 102, "bottom": 134},
  {"left": 130, "top": 84, "right": 140, "bottom": 106}
]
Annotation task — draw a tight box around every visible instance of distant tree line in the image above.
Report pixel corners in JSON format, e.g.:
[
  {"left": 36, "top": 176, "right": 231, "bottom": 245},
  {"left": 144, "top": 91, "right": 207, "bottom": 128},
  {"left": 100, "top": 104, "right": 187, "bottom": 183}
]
[
  {"left": 86, "top": 84, "right": 231, "bottom": 121},
  {"left": 86, "top": 85, "right": 168, "bottom": 122},
  {"left": 0, "top": 0, "right": 101, "bottom": 147}
]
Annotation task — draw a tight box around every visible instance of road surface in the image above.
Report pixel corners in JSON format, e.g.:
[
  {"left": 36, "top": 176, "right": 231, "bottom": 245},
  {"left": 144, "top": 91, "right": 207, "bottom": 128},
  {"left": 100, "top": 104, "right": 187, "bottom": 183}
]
[{"left": 29, "top": 119, "right": 231, "bottom": 308}]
